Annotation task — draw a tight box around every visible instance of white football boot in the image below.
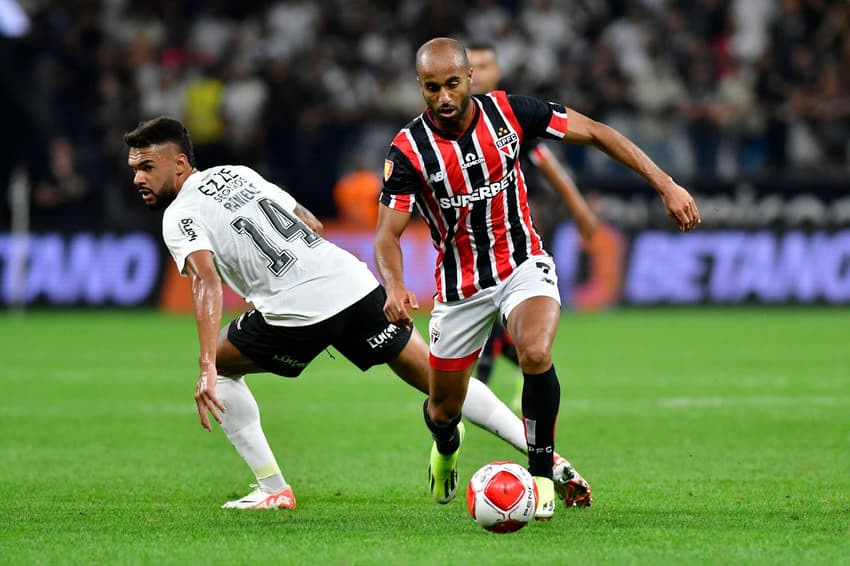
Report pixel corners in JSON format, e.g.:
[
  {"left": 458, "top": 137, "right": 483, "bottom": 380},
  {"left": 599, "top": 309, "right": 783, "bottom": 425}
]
[
  {"left": 222, "top": 484, "right": 297, "bottom": 509},
  {"left": 553, "top": 454, "right": 592, "bottom": 508}
]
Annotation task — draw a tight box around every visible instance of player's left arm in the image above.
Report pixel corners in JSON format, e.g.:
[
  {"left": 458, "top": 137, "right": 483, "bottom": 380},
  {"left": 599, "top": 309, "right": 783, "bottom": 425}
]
[
  {"left": 532, "top": 144, "right": 599, "bottom": 243},
  {"left": 184, "top": 250, "right": 227, "bottom": 432},
  {"left": 293, "top": 202, "right": 324, "bottom": 235},
  {"left": 236, "top": 165, "right": 324, "bottom": 235},
  {"left": 560, "top": 108, "right": 700, "bottom": 232}
]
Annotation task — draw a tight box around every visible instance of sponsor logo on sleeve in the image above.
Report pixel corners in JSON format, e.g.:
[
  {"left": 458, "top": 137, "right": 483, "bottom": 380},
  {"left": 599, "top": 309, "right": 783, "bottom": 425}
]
[{"left": 179, "top": 218, "right": 199, "bottom": 242}]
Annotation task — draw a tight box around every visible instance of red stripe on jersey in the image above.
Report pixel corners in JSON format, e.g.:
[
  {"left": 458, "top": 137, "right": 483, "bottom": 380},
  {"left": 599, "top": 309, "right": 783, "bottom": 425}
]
[
  {"left": 386, "top": 193, "right": 414, "bottom": 212},
  {"left": 546, "top": 108, "right": 569, "bottom": 138},
  {"left": 390, "top": 127, "right": 452, "bottom": 299},
  {"left": 403, "top": 128, "right": 456, "bottom": 300},
  {"left": 392, "top": 129, "right": 411, "bottom": 154},
  {"left": 491, "top": 91, "right": 524, "bottom": 139},
  {"left": 387, "top": 135, "right": 420, "bottom": 215},
  {"left": 514, "top": 164, "right": 544, "bottom": 257},
  {"left": 392, "top": 130, "right": 420, "bottom": 176},
  {"left": 473, "top": 111, "right": 515, "bottom": 279},
  {"left": 429, "top": 349, "right": 482, "bottom": 371},
  {"left": 416, "top": 185, "right": 448, "bottom": 300},
  {"left": 483, "top": 94, "right": 543, "bottom": 278},
  {"left": 430, "top": 132, "right": 478, "bottom": 298}
]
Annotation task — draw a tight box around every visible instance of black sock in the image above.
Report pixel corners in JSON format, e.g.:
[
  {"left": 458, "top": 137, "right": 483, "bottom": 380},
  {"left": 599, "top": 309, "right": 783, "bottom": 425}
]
[
  {"left": 423, "top": 399, "right": 462, "bottom": 455},
  {"left": 521, "top": 366, "right": 560, "bottom": 478}
]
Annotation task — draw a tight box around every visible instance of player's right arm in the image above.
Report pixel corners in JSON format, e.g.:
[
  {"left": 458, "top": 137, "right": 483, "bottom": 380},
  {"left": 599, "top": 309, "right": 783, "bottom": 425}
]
[
  {"left": 375, "top": 145, "right": 423, "bottom": 329},
  {"left": 375, "top": 204, "right": 418, "bottom": 329},
  {"left": 184, "top": 250, "right": 227, "bottom": 432}
]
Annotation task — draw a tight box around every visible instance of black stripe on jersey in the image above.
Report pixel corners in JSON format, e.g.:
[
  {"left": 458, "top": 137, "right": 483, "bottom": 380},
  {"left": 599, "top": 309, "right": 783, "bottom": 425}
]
[
  {"left": 464, "top": 130, "right": 496, "bottom": 290},
  {"left": 409, "top": 119, "right": 461, "bottom": 301},
  {"left": 479, "top": 95, "right": 529, "bottom": 267}
]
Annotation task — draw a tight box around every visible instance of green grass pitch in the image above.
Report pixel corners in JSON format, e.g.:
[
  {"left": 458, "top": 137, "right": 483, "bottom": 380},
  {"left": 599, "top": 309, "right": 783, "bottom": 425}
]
[{"left": 2, "top": 308, "right": 848, "bottom": 564}]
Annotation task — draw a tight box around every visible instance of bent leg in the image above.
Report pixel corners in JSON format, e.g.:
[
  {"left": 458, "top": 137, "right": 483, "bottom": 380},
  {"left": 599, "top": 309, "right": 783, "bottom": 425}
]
[
  {"left": 385, "top": 328, "right": 430, "bottom": 393},
  {"left": 214, "top": 326, "right": 289, "bottom": 495},
  {"left": 428, "top": 366, "right": 473, "bottom": 426},
  {"left": 505, "top": 296, "right": 560, "bottom": 374},
  {"left": 506, "top": 296, "right": 562, "bottom": 479},
  {"left": 388, "top": 328, "right": 529, "bottom": 452},
  {"left": 216, "top": 327, "right": 266, "bottom": 377},
  {"left": 463, "top": 377, "right": 527, "bottom": 452},
  {"left": 423, "top": 364, "right": 472, "bottom": 505}
]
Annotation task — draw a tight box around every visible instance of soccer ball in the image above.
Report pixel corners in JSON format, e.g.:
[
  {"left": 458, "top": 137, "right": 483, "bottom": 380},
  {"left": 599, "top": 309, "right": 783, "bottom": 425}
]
[{"left": 466, "top": 461, "right": 538, "bottom": 533}]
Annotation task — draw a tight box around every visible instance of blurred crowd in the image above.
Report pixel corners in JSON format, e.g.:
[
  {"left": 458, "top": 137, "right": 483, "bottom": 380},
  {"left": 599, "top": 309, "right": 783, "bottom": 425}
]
[{"left": 1, "top": 0, "right": 849, "bottom": 231}]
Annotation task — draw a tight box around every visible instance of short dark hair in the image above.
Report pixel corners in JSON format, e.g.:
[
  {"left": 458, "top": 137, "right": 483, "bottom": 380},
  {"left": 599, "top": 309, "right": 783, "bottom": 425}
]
[
  {"left": 466, "top": 41, "right": 497, "bottom": 54},
  {"left": 123, "top": 116, "right": 196, "bottom": 167}
]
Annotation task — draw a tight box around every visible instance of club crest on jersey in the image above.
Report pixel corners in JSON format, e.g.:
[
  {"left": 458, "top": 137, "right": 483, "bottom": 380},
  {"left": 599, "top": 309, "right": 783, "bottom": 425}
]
[
  {"left": 384, "top": 159, "right": 394, "bottom": 181},
  {"left": 495, "top": 128, "right": 519, "bottom": 158}
]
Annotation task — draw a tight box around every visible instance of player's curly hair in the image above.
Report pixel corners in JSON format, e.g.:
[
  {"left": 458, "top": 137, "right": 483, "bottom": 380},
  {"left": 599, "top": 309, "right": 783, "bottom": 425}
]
[{"left": 123, "top": 116, "right": 196, "bottom": 167}]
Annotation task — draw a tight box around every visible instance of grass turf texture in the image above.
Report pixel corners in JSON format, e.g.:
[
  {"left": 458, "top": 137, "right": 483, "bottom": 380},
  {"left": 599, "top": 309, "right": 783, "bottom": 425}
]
[{"left": 1, "top": 308, "right": 848, "bottom": 564}]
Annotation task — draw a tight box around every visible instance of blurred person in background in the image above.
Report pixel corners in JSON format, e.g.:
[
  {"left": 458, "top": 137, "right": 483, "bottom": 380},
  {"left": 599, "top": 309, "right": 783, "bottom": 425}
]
[
  {"left": 466, "top": 42, "right": 600, "bottom": 410},
  {"left": 5, "top": 0, "right": 848, "bottom": 280},
  {"left": 123, "top": 116, "right": 591, "bottom": 510},
  {"left": 332, "top": 158, "right": 382, "bottom": 229},
  {"left": 376, "top": 38, "right": 699, "bottom": 520}
]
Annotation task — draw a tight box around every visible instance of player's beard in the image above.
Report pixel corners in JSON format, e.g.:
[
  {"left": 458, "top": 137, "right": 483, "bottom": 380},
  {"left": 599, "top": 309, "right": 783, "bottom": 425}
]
[
  {"left": 144, "top": 182, "right": 177, "bottom": 211},
  {"left": 433, "top": 94, "right": 471, "bottom": 132}
]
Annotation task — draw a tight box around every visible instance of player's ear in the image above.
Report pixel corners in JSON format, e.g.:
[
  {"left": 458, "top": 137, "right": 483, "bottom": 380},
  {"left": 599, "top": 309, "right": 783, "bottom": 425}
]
[{"left": 174, "top": 152, "right": 189, "bottom": 175}]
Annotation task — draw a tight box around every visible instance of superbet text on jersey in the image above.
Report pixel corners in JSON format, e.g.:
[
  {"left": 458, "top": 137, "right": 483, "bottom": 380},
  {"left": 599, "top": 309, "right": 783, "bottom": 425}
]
[{"left": 381, "top": 91, "right": 568, "bottom": 302}]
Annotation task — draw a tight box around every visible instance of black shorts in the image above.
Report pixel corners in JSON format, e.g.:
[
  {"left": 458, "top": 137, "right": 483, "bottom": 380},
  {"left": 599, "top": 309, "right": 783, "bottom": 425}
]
[{"left": 227, "top": 286, "right": 412, "bottom": 377}]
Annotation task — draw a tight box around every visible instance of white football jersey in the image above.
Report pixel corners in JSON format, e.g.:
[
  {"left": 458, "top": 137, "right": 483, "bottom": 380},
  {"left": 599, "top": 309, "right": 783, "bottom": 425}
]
[{"left": 162, "top": 165, "right": 379, "bottom": 326}]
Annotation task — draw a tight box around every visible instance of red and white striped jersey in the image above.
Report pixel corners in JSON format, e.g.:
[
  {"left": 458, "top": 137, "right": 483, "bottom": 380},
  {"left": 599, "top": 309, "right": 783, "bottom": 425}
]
[{"left": 381, "top": 91, "right": 569, "bottom": 302}]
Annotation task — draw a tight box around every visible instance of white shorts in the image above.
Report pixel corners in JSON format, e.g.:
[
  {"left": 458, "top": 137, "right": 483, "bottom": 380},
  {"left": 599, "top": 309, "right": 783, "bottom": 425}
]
[{"left": 428, "top": 256, "right": 561, "bottom": 370}]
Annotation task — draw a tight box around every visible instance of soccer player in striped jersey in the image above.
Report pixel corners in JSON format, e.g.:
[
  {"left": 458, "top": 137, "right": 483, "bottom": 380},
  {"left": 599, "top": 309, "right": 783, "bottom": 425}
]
[
  {"left": 375, "top": 38, "right": 700, "bottom": 519},
  {"left": 123, "top": 116, "right": 590, "bottom": 511}
]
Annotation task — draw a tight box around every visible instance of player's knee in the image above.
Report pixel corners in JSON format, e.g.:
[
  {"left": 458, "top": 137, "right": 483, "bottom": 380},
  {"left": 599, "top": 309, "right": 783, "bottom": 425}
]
[
  {"left": 429, "top": 400, "right": 462, "bottom": 427},
  {"left": 517, "top": 343, "right": 552, "bottom": 373}
]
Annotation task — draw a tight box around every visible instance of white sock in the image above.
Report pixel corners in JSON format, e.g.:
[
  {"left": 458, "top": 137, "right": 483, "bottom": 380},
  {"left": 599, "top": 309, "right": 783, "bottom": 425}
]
[
  {"left": 216, "top": 376, "right": 287, "bottom": 493},
  {"left": 462, "top": 377, "right": 528, "bottom": 454}
]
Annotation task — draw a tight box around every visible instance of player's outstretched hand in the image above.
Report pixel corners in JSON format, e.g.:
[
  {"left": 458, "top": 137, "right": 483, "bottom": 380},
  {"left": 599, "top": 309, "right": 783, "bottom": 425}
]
[
  {"left": 383, "top": 283, "right": 418, "bottom": 330},
  {"left": 195, "top": 366, "right": 226, "bottom": 432},
  {"left": 660, "top": 182, "right": 700, "bottom": 232}
]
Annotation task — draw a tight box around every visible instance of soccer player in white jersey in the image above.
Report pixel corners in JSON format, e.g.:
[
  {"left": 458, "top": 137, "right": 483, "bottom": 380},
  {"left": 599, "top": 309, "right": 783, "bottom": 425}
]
[
  {"left": 123, "top": 116, "right": 591, "bottom": 510},
  {"left": 376, "top": 38, "right": 700, "bottom": 519}
]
